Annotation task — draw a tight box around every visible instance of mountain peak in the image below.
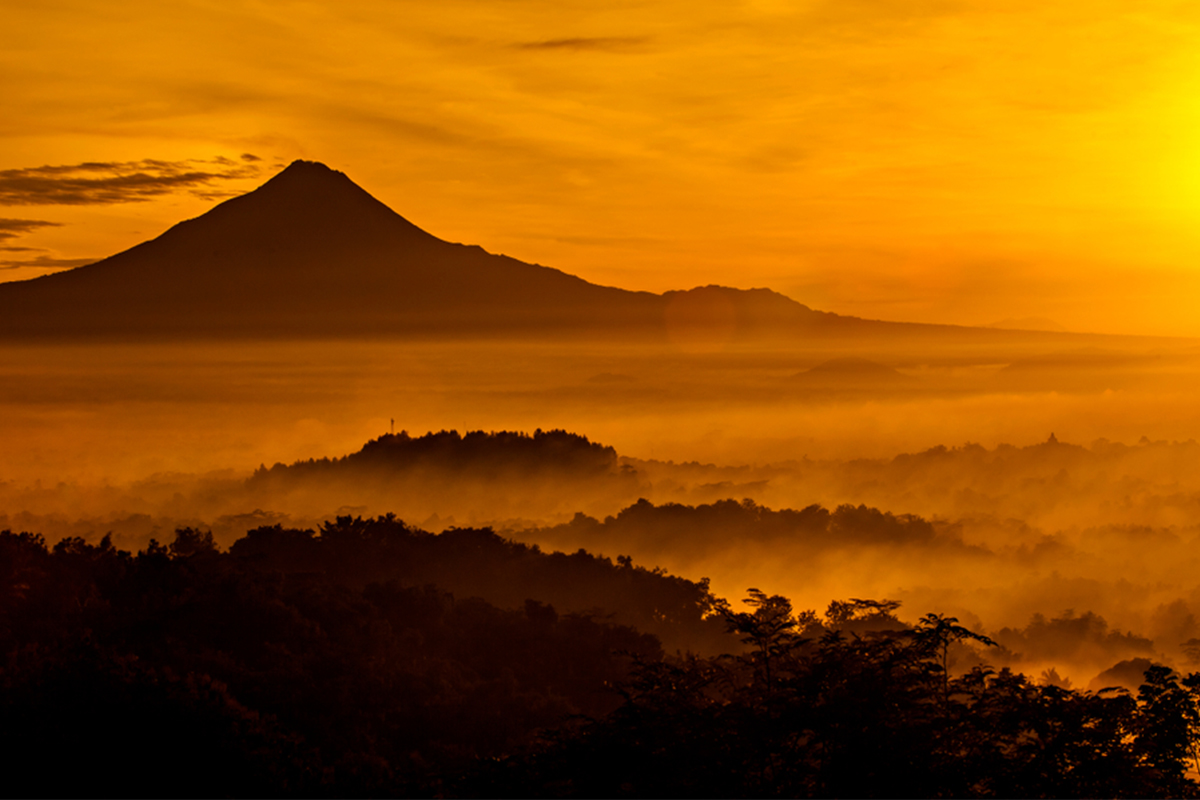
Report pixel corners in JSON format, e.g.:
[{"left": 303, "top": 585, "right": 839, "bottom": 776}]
[
  {"left": 0, "top": 160, "right": 853, "bottom": 340},
  {"left": 282, "top": 158, "right": 336, "bottom": 173},
  {"left": 259, "top": 159, "right": 351, "bottom": 191},
  {"left": 240, "top": 159, "right": 383, "bottom": 208},
  {"left": 164, "top": 158, "right": 439, "bottom": 252}
]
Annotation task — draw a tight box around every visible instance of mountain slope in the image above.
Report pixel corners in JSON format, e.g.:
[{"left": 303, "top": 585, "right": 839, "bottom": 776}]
[
  {"left": 0, "top": 160, "right": 1129, "bottom": 345},
  {"left": 0, "top": 161, "right": 839, "bottom": 339}
]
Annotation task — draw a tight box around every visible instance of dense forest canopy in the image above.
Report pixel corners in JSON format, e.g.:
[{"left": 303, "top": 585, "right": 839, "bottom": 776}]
[{"left": 5, "top": 519, "right": 1200, "bottom": 797}]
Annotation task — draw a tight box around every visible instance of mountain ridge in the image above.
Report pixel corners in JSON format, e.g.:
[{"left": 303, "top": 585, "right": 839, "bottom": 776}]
[{"left": 0, "top": 160, "right": 1152, "bottom": 344}]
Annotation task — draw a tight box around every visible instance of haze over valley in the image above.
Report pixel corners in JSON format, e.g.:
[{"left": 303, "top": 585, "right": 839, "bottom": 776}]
[
  {"left": 6, "top": 159, "right": 1200, "bottom": 795},
  {"left": 1, "top": 162, "right": 1198, "bottom": 686},
  {"left": 15, "top": 3, "right": 1200, "bottom": 792}
]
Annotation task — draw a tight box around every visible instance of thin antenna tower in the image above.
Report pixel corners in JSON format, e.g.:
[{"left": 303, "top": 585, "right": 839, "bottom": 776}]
[{"left": 390, "top": 418, "right": 394, "bottom": 436}]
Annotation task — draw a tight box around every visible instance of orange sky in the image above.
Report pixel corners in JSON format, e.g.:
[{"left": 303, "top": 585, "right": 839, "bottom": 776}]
[{"left": 5, "top": 0, "right": 1200, "bottom": 335}]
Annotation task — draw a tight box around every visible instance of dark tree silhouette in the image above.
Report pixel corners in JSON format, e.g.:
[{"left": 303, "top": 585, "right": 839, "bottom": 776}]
[
  {"left": 464, "top": 590, "right": 1200, "bottom": 798},
  {"left": 4, "top": 530, "right": 1200, "bottom": 797}
]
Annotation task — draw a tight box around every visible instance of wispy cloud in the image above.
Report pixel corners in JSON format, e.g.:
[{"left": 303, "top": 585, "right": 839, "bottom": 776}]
[
  {"left": 0, "top": 156, "right": 262, "bottom": 206},
  {"left": 517, "top": 36, "right": 647, "bottom": 51},
  {"left": 0, "top": 218, "right": 62, "bottom": 242},
  {"left": 0, "top": 253, "right": 98, "bottom": 271}
]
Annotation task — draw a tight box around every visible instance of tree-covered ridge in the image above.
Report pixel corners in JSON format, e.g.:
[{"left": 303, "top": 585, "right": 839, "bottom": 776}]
[
  {"left": 549, "top": 497, "right": 961, "bottom": 550},
  {"left": 250, "top": 429, "right": 624, "bottom": 482},
  {"left": 238, "top": 429, "right": 641, "bottom": 525},
  {"left": 228, "top": 514, "right": 730, "bottom": 655}
]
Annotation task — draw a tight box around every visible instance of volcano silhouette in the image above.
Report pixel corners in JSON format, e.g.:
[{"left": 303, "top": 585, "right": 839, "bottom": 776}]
[
  {"left": 0, "top": 161, "right": 1069, "bottom": 342},
  {"left": 0, "top": 161, "right": 850, "bottom": 339}
]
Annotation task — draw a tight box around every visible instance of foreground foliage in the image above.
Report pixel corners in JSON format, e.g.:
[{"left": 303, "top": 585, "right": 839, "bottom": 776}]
[
  {"left": 0, "top": 523, "right": 662, "bottom": 796},
  {"left": 2, "top": 523, "right": 1199, "bottom": 797},
  {"left": 471, "top": 595, "right": 1200, "bottom": 797}
]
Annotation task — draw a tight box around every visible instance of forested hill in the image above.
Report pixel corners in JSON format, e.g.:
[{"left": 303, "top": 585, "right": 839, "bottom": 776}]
[
  {"left": 250, "top": 429, "right": 623, "bottom": 482},
  {"left": 228, "top": 513, "right": 729, "bottom": 655},
  {"left": 240, "top": 429, "right": 643, "bottom": 524}
]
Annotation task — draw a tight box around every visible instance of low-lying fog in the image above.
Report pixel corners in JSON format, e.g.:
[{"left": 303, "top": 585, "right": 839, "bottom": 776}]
[{"left": 4, "top": 335, "right": 1200, "bottom": 688}]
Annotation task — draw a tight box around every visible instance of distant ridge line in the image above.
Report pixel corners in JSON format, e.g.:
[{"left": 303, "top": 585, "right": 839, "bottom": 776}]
[{"left": 0, "top": 160, "right": 1178, "bottom": 345}]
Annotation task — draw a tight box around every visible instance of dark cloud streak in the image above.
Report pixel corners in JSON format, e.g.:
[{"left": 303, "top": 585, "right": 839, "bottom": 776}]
[
  {"left": 517, "top": 36, "right": 647, "bottom": 51},
  {"left": 0, "top": 157, "right": 262, "bottom": 206},
  {"left": 0, "top": 254, "right": 98, "bottom": 271},
  {"left": 0, "top": 218, "right": 62, "bottom": 242}
]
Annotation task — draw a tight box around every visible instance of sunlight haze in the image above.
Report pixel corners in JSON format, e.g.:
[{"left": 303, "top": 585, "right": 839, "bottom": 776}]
[
  {"left": 6, "top": 1, "right": 1200, "bottom": 334},
  {"left": 12, "top": 4, "right": 1200, "bottom": 792}
]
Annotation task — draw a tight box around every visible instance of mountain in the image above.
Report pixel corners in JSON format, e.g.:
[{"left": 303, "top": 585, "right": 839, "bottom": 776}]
[
  {"left": 0, "top": 160, "right": 1104, "bottom": 342},
  {"left": 0, "top": 161, "right": 825, "bottom": 340},
  {"left": 791, "top": 357, "right": 915, "bottom": 387}
]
